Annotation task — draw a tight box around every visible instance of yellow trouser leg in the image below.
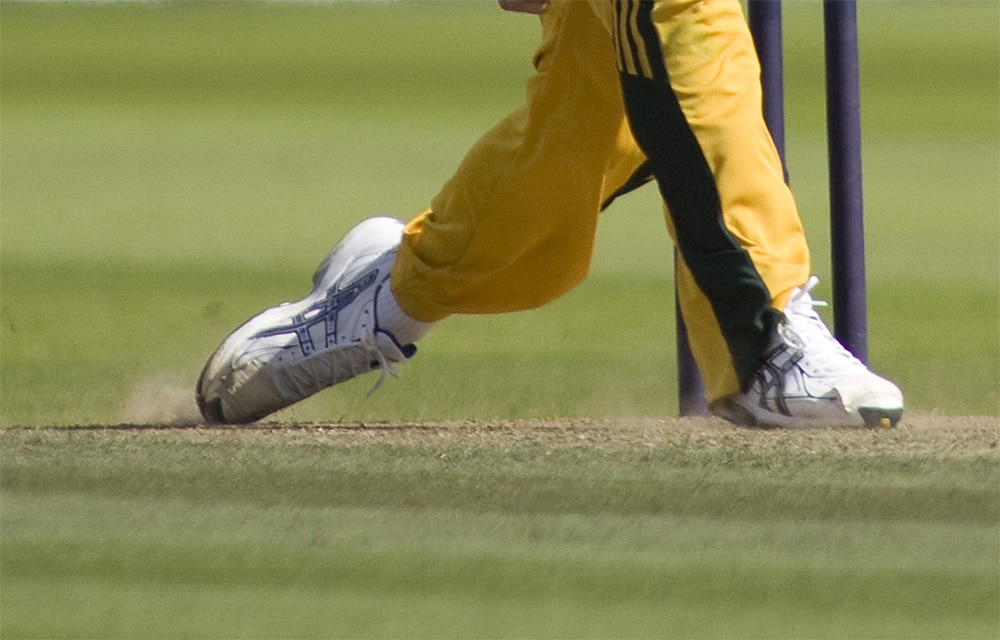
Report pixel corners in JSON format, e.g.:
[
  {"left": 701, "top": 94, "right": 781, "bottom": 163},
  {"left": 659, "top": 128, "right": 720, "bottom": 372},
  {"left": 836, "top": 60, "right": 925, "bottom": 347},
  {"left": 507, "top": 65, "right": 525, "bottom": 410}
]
[
  {"left": 599, "top": 0, "right": 810, "bottom": 401},
  {"left": 391, "top": 0, "right": 643, "bottom": 321},
  {"left": 393, "top": 0, "right": 811, "bottom": 404}
]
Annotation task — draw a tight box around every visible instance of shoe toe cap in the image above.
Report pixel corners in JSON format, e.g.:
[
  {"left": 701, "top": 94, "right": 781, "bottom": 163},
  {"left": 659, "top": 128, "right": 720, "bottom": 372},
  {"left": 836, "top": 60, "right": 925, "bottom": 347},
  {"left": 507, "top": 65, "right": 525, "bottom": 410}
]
[
  {"left": 197, "top": 394, "right": 228, "bottom": 424},
  {"left": 836, "top": 371, "right": 903, "bottom": 410}
]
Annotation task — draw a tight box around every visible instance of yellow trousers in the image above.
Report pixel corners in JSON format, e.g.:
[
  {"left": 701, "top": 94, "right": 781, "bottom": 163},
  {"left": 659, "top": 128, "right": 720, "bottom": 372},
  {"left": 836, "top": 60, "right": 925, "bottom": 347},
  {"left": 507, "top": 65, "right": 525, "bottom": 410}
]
[{"left": 391, "top": 0, "right": 810, "bottom": 403}]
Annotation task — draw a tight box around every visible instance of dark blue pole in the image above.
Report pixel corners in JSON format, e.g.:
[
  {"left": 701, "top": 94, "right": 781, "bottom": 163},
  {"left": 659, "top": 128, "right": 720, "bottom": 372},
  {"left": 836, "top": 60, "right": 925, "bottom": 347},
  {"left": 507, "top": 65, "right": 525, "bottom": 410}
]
[
  {"left": 824, "top": 0, "right": 868, "bottom": 363},
  {"left": 676, "top": 254, "right": 708, "bottom": 416},
  {"left": 748, "top": 0, "right": 787, "bottom": 175}
]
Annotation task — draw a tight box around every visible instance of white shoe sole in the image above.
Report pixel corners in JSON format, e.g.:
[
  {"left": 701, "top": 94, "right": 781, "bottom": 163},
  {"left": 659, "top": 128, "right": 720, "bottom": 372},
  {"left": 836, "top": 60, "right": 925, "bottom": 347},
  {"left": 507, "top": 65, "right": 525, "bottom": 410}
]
[{"left": 711, "top": 374, "right": 904, "bottom": 429}]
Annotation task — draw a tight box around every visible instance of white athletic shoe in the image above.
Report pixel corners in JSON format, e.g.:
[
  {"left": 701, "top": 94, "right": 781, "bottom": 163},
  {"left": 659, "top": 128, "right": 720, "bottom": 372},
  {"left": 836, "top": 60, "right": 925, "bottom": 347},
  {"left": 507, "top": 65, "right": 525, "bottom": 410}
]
[
  {"left": 197, "top": 217, "right": 417, "bottom": 424},
  {"left": 710, "top": 276, "right": 903, "bottom": 428}
]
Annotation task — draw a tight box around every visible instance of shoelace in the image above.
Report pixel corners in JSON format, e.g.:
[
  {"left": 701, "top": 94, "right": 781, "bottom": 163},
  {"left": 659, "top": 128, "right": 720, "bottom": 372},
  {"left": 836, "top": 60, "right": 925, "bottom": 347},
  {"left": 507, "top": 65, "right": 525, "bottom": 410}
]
[
  {"left": 361, "top": 330, "right": 400, "bottom": 397},
  {"left": 784, "top": 276, "right": 864, "bottom": 374}
]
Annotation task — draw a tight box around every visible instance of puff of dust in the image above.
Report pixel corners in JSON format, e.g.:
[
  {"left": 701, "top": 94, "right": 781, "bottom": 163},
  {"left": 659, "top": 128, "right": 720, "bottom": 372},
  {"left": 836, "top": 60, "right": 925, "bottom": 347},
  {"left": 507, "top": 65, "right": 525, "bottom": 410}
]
[{"left": 121, "top": 371, "right": 202, "bottom": 426}]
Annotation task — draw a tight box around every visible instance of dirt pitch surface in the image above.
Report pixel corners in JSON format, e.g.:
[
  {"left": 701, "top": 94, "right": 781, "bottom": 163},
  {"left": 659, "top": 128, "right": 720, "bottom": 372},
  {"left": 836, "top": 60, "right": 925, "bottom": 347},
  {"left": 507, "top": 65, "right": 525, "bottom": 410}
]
[{"left": 82, "top": 414, "right": 999, "bottom": 458}]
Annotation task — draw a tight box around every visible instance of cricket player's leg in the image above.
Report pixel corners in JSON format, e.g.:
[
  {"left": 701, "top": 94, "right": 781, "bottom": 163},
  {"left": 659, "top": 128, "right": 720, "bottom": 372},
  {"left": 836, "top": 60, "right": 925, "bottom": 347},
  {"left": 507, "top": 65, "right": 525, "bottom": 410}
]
[
  {"left": 197, "top": 0, "right": 638, "bottom": 424},
  {"left": 390, "top": 0, "right": 640, "bottom": 320},
  {"left": 197, "top": 216, "right": 427, "bottom": 424},
  {"left": 602, "top": 0, "right": 902, "bottom": 427}
]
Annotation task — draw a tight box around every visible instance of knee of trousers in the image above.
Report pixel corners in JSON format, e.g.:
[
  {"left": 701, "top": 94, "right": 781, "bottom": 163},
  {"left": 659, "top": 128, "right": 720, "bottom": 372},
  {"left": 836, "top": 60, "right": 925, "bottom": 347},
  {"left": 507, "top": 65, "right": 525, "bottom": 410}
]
[{"left": 390, "top": 207, "right": 598, "bottom": 321}]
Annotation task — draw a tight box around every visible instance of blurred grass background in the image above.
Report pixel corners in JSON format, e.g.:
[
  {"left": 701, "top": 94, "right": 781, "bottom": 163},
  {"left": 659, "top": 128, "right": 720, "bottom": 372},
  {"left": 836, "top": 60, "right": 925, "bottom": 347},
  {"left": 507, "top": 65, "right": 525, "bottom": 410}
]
[
  {"left": 1, "top": 0, "right": 998, "bottom": 425},
  {"left": 1, "top": 4, "right": 997, "bottom": 639}
]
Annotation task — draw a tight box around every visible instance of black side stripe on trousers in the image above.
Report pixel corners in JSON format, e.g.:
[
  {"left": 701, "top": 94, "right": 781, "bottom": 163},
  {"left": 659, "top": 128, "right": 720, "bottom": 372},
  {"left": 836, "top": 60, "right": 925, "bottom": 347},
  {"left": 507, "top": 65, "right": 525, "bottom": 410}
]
[{"left": 615, "top": 0, "right": 782, "bottom": 390}]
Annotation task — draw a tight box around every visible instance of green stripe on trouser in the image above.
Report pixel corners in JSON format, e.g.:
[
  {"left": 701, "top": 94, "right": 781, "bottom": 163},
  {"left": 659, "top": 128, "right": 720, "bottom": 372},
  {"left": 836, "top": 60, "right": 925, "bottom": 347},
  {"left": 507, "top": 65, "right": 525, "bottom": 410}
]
[{"left": 617, "top": 0, "right": 782, "bottom": 390}]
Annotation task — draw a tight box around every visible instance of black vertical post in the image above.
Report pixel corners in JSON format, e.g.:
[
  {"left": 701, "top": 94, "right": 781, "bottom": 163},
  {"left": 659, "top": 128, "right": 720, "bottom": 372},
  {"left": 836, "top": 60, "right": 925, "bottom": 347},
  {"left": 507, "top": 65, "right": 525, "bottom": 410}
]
[
  {"left": 676, "top": 252, "right": 708, "bottom": 416},
  {"left": 824, "top": 0, "right": 868, "bottom": 363},
  {"left": 749, "top": 0, "right": 787, "bottom": 174}
]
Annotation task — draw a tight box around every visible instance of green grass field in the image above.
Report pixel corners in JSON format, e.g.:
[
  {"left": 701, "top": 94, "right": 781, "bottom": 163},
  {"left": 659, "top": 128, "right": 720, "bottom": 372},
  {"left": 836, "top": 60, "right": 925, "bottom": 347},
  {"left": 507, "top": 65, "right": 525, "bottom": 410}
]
[
  {"left": 3, "top": 418, "right": 998, "bottom": 638},
  {"left": 1, "top": 1, "right": 998, "bottom": 637}
]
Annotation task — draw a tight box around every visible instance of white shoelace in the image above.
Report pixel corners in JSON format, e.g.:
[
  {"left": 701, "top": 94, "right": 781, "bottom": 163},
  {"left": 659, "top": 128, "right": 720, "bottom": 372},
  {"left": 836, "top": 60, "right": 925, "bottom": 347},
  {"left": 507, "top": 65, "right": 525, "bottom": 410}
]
[
  {"left": 361, "top": 330, "right": 400, "bottom": 397},
  {"left": 784, "top": 276, "right": 864, "bottom": 375}
]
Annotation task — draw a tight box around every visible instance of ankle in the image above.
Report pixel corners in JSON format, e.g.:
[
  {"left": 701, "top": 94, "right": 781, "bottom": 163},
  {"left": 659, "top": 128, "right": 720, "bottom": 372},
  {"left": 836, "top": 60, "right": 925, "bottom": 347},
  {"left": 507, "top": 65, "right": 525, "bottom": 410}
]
[{"left": 375, "top": 281, "right": 434, "bottom": 345}]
